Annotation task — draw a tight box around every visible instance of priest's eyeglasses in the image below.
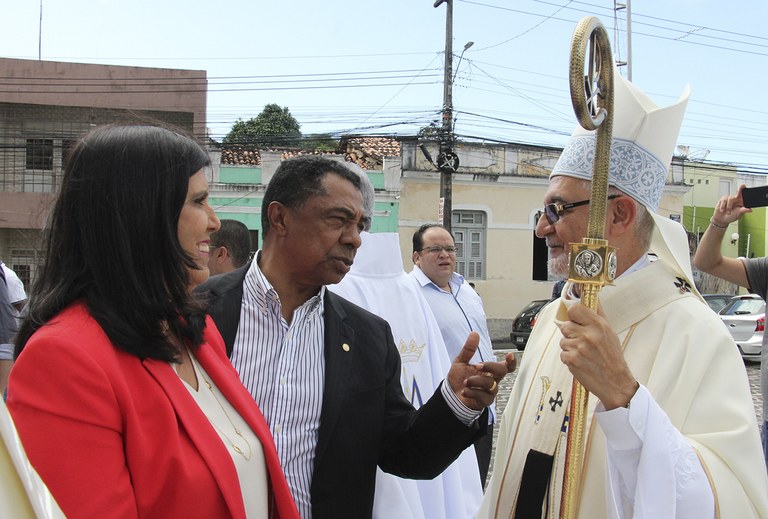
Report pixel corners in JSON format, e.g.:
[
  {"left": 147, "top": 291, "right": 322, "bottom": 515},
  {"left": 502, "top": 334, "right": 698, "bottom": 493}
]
[
  {"left": 536, "top": 194, "right": 621, "bottom": 225},
  {"left": 419, "top": 245, "right": 457, "bottom": 255}
]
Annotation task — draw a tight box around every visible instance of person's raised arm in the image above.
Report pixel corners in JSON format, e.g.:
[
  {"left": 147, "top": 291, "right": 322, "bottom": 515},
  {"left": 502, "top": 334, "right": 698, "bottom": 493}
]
[{"left": 693, "top": 184, "right": 750, "bottom": 288}]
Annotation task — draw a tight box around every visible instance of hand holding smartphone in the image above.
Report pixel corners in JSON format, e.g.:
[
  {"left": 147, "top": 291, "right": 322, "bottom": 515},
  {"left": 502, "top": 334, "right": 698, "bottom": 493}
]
[{"left": 742, "top": 185, "right": 768, "bottom": 208}]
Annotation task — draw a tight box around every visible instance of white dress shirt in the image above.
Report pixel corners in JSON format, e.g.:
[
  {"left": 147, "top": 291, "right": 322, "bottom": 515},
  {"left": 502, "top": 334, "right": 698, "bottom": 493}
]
[{"left": 409, "top": 265, "right": 496, "bottom": 424}]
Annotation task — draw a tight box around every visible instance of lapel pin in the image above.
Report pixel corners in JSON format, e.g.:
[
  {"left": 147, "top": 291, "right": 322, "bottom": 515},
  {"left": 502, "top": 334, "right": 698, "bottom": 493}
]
[{"left": 342, "top": 343, "right": 350, "bottom": 352}]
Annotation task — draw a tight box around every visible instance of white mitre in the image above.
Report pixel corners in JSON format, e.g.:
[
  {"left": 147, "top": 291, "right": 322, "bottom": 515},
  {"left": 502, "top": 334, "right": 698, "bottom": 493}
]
[{"left": 551, "top": 72, "right": 701, "bottom": 298}]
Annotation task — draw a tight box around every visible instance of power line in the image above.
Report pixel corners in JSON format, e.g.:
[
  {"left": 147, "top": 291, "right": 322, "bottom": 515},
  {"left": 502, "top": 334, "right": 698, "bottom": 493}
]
[
  {"left": 0, "top": 68, "right": 443, "bottom": 83},
  {"left": 347, "top": 55, "right": 442, "bottom": 133},
  {"left": 460, "top": 0, "right": 768, "bottom": 55}
]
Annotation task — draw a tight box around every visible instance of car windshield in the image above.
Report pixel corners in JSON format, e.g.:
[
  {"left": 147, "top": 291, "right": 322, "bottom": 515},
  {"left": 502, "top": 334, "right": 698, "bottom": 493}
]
[{"left": 721, "top": 298, "right": 765, "bottom": 316}]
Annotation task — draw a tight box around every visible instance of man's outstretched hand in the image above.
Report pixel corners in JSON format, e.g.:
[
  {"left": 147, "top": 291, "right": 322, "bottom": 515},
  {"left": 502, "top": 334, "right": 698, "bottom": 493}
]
[{"left": 447, "top": 331, "right": 516, "bottom": 410}]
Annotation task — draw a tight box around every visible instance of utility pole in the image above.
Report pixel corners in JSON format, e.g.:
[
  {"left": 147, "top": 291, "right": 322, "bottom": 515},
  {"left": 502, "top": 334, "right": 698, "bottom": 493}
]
[
  {"left": 614, "top": 0, "right": 633, "bottom": 80},
  {"left": 433, "top": 0, "right": 460, "bottom": 232},
  {"left": 38, "top": 0, "right": 43, "bottom": 61}
]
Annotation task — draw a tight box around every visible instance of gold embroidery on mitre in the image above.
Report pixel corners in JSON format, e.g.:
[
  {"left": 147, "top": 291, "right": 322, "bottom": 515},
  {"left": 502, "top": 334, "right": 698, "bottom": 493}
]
[{"left": 398, "top": 339, "right": 426, "bottom": 364}]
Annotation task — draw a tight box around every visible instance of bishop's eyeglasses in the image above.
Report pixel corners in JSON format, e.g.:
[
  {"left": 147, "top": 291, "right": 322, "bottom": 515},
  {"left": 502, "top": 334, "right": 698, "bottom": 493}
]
[{"left": 536, "top": 194, "right": 621, "bottom": 225}]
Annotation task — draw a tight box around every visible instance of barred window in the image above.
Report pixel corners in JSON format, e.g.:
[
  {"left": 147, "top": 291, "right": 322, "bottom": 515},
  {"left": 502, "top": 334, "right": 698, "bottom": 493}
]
[
  {"left": 452, "top": 210, "right": 486, "bottom": 280},
  {"left": 10, "top": 248, "right": 37, "bottom": 290},
  {"left": 25, "top": 139, "right": 53, "bottom": 170}
]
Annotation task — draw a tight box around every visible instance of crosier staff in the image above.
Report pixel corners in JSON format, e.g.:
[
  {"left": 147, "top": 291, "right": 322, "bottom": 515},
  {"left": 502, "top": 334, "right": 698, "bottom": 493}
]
[{"left": 560, "top": 16, "right": 616, "bottom": 519}]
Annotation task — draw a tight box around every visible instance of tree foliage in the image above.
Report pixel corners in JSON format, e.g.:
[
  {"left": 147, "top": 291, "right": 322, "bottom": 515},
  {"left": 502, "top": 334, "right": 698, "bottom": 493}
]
[
  {"left": 418, "top": 122, "right": 441, "bottom": 141},
  {"left": 224, "top": 103, "right": 302, "bottom": 146},
  {"left": 301, "top": 133, "right": 339, "bottom": 152}
]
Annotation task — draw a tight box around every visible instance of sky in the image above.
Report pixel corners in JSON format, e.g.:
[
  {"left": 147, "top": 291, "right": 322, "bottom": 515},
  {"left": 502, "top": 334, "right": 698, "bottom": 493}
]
[{"left": 5, "top": 0, "right": 768, "bottom": 170}]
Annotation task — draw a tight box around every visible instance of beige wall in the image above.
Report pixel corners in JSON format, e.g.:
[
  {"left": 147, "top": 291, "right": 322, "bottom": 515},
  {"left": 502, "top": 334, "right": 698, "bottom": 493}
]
[
  {"left": 0, "top": 193, "right": 54, "bottom": 228},
  {"left": 398, "top": 173, "right": 555, "bottom": 320},
  {"left": 397, "top": 162, "right": 693, "bottom": 321}
]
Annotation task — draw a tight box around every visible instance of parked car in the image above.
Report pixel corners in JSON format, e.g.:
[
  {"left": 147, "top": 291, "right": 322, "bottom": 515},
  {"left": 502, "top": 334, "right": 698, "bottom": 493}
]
[
  {"left": 719, "top": 294, "right": 765, "bottom": 362},
  {"left": 510, "top": 299, "right": 551, "bottom": 350},
  {"left": 702, "top": 293, "right": 734, "bottom": 314}
]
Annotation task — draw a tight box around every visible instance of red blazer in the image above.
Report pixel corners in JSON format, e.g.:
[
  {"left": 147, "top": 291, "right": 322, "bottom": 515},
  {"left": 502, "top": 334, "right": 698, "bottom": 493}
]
[{"left": 8, "top": 302, "right": 299, "bottom": 519}]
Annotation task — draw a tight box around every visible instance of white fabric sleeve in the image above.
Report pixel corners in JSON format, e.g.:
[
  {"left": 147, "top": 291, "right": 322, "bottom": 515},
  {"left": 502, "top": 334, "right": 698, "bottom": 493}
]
[
  {"left": 440, "top": 380, "right": 482, "bottom": 426},
  {"left": 0, "top": 343, "right": 12, "bottom": 361},
  {"left": 595, "top": 384, "right": 715, "bottom": 519}
]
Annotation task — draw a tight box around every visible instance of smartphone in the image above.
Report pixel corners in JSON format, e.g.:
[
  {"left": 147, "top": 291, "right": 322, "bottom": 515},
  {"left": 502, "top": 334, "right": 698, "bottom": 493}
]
[{"left": 742, "top": 185, "right": 768, "bottom": 208}]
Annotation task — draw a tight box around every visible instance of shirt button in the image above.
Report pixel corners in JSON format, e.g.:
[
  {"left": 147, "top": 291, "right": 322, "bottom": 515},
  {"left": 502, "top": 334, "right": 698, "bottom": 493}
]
[
  {"left": 274, "top": 424, "right": 282, "bottom": 434},
  {"left": 280, "top": 376, "right": 287, "bottom": 385}
]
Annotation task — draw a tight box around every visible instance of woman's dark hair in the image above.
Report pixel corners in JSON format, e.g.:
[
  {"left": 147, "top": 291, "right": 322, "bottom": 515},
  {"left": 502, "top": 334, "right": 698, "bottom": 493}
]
[{"left": 15, "top": 124, "right": 211, "bottom": 362}]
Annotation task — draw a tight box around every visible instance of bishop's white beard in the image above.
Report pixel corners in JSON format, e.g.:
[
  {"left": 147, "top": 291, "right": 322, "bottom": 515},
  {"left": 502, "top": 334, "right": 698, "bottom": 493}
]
[{"left": 548, "top": 252, "right": 569, "bottom": 279}]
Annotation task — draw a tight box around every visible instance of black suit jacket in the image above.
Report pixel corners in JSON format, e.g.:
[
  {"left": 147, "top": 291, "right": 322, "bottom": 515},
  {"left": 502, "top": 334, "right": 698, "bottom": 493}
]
[{"left": 197, "top": 264, "right": 487, "bottom": 519}]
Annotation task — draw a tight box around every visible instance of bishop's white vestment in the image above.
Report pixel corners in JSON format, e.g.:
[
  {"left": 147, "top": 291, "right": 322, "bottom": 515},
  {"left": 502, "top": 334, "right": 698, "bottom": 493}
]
[
  {"left": 0, "top": 399, "right": 64, "bottom": 518},
  {"left": 478, "top": 258, "right": 768, "bottom": 518}
]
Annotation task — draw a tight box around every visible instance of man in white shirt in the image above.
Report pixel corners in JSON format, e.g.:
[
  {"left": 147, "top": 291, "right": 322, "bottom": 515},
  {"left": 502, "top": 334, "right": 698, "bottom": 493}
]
[
  {"left": 1, "top": 262, "right": 27, "bottom": 319},
  {"left": 479, "top": 73, "right": 768, "bottom": 517},
  {"left": 409, "top": 224, "right": 496, "bottom": 487}
]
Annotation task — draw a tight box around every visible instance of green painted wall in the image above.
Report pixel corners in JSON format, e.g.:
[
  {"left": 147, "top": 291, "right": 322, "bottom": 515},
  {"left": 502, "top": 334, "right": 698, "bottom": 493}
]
[
  {"left": 370, "top": 201, "right": 400, "bottom": 233},
  {"left": 741, "top": 207, "right": 766, "bottom": 258},
  {"left": 211, "top": 167, "right": 400, "bottom": 249},
  {"left": 210, "top": 196, "right": 262, "bottom": 246},
  {"left": 368, "top": 171, "right": 385, "bottom": 189},
  {"left": 686, "top": 204, "right": 767, "bottom": 258},
  {"left": 210, "top": 197, "right": 261, "bottom": 209},
  {"left": 212, "top": 212, "right": 261, "bottom": 229},
  {"left": 219, "top": 165, "right": 262, "bottom": 184},
  {"left": 683, "top": 205, "right": 715, "bottom": 235}
]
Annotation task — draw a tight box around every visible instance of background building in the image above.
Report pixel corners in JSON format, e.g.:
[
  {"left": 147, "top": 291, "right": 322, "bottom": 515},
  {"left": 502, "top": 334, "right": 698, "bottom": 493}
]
[
  {"left": 2, "top": 59, "right": 723, "bottom": 337},
  {"left": 0, "top": 57, "right": 207, "bottom": 288}
]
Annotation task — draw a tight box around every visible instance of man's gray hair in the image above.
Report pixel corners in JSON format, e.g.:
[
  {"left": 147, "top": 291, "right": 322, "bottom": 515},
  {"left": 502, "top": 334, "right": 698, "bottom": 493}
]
[
  {"left": 345, "top": 162, "right": 374, "bottom": 231},
  {"left": 576, "top": 179, "right": 653, "bottom": 252}
]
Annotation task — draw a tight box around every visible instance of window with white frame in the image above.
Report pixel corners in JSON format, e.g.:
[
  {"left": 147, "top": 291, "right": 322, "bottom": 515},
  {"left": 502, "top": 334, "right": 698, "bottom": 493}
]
[
  {"left": 719, "top": 179, "right": 731, "bottom": 198},
  {"left": 452, "top": 210, "right": 486, "bottom": 280}
]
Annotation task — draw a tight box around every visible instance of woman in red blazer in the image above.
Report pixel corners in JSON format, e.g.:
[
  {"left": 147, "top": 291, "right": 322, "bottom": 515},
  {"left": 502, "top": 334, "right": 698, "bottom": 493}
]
[{"left": 7, "top": 125, "right": 299, "bottom": 519}]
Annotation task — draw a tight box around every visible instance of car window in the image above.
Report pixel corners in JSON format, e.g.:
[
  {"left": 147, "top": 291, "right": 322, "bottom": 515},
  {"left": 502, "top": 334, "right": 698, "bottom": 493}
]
[
  {"left": 705, "top": 296, "right": 730, "bottom": 313},
  {"left": 513, "top": 300, "right": 548, "bottom": 323},
  {"left": 721, "top": 299, "right": 766, "bottom": 315},
  {"left": 522, "top": 301, "right": 544, "bottom": 312}
]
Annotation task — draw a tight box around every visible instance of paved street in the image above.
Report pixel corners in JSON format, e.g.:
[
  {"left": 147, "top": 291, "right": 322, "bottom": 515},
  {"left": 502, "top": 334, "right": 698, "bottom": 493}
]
[{"left": 488, "top": 347, "right": 762, "bottom": 480}]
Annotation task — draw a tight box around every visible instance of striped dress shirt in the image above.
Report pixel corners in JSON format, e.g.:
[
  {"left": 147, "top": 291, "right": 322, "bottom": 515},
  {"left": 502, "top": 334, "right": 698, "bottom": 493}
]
[{"left": 231, "top": 259, "right": 325, "bottom": 519}]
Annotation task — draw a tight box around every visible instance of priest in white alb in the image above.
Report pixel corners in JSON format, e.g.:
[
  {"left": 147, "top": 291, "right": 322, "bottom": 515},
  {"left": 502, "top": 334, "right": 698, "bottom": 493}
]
[{"left": 331, "top": 231, "right": 483, "bottom": 519}]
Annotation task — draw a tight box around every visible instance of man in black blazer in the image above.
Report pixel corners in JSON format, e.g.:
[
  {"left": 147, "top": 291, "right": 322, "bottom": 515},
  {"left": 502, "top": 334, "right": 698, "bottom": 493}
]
[{"left": 198, "top": 156, "right": 515, "bottom": 518}]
